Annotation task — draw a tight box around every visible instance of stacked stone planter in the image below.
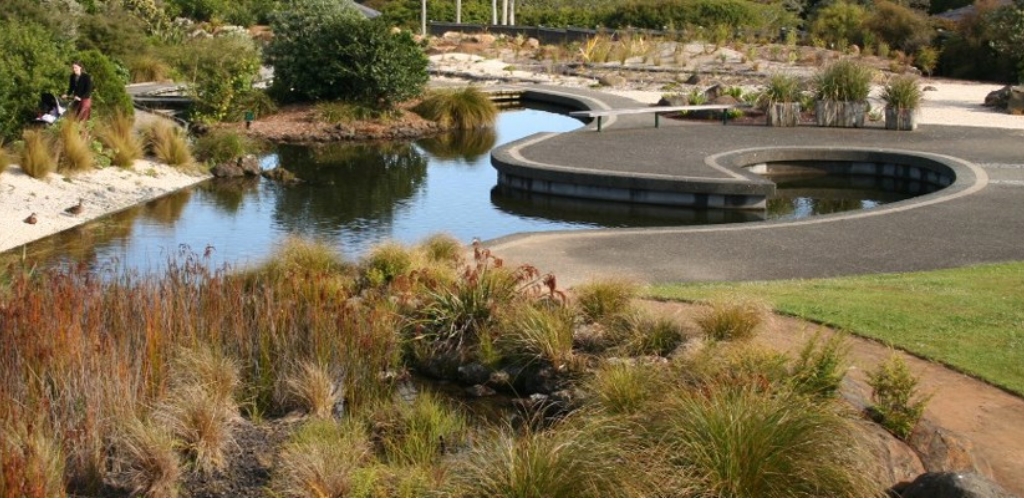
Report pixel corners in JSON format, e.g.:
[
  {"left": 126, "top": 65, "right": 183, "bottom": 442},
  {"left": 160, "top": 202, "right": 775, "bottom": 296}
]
[
  {"left": 885, "top": 108, "right": 918, "bottom": 131},
  {"left": 815, "top": 100, "right": 867, "bottom": 128},
  {"left": 767, "top": 102, "right": 801, "bottom": 127}
]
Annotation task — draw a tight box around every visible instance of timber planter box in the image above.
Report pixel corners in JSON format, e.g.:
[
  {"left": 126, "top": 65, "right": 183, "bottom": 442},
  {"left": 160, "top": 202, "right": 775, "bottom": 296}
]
[
  {"left": 766, "top": 102, "right": 801, "bottom": 127},
  {"left": 885, "top": 107, "right": 918, "bottom": 131},
  {"left": 815, "top": 100, "right": 867, "bottom": 128}
]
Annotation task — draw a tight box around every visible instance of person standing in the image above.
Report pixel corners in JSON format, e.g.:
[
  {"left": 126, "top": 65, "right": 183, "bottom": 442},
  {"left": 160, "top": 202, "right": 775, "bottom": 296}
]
[{"left": 65, "top": 61, "right": 93, "bottom": 121}]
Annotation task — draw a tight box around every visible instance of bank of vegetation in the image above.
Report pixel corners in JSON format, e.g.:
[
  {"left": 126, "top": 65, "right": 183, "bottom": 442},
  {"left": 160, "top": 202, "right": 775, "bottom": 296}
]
[{"left": 2, "top": 236, "right": 934, "bottom": 496}]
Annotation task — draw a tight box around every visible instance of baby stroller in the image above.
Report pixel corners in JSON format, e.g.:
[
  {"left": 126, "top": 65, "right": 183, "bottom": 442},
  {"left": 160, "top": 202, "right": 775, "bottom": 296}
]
[{"left": 33, "top": 92, "right": 66, "bottom": 126}]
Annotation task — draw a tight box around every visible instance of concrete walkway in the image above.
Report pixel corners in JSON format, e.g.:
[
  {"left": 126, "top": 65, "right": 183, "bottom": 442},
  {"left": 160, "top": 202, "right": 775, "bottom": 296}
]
[{"left": 485, "top": 86, "right": 1024, "bottom": 287}]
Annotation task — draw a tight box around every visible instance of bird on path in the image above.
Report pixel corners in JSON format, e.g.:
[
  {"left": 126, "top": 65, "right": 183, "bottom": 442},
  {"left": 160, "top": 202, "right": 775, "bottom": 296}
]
[
  {"left": 65, "top": 198, "right": 84, "bottom": 215},
  {"left": 23, "top": 213, "right": 38, "bottom": 224}
]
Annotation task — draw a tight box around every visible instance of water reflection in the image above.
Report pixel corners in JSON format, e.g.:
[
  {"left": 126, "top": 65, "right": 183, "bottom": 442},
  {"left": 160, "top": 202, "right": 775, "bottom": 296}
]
[{"left": 416, "top": 128, "right": 497, "bottom": 163}]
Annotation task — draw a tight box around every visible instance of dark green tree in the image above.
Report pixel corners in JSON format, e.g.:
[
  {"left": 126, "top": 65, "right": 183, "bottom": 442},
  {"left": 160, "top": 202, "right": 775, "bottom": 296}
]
[
  {"left": 267, "top": 0, "right": 428, "bottom": 107},
  {"left": 0, "top": 19, "right": 68, "bottom": 141}
]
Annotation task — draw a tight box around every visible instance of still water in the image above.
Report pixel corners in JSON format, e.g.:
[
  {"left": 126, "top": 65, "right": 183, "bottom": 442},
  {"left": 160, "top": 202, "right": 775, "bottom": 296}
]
[{"left": 4, "top": 106, "right": 917, "bottom": 272}]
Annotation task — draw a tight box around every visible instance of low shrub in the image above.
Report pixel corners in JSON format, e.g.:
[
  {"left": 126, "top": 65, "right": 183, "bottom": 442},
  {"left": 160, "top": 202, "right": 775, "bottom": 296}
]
[
  {"left": 56, "top": 118, "right": 95, "bottom": 173},
  {"left": 316, "top": 101, "right": 392, "bottom": 124},
  {"left": 789, "top": 331, "right": 850, "bottom": 398},
  {"left": 361, "top": 241, "right": 414, "bottom": 287},
  {"left": 413, "top": 87, "right": 498, "bottom": 129},
  {"left": 867, "top": 353, "right": 931, "bottom": 439},
  {"left": 193, "top": 128, "right": 260, "bottom": 164},
  {"left": 96, "top": 111, "right": 143, "bottom": 167},
  {"left": 19, "top": 129, "right": 57, "bottom": 179},
  {"left": 694, "top": 298, "right": 768, "bottom": 342}
]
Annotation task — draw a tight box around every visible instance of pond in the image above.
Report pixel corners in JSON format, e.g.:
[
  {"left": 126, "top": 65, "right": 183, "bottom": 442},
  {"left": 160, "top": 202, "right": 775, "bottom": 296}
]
[{"left": 4, "top": 105, "right": 924, "bottom": 272}]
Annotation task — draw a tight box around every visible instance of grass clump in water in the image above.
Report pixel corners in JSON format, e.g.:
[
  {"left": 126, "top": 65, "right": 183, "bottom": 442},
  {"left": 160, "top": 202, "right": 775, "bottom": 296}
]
[{"left": 413, "top": 86, "right": 498, "bottom": 129}]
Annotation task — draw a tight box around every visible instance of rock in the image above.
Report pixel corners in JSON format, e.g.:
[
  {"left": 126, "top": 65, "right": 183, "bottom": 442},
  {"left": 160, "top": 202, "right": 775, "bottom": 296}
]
[
  {"left": 442, "top": 31, "right": 463, "bottom": 42},
  {"left": 984, "top": 86, "right": 1011, "bottom": 108},
  {"left": 1007, "top": 86, "right": 1024, "bottom": 115},
  {"left": 703, "top": 83, "right": 724, "bottom": 101},
  {"left": 466, "top": 384, "right": 496, "bottom": 397},
  {"left": 487, "top": 370, "right": 511, "bottom": 388},
  {"left": 909, "top": 418, "right": 989, "bottom": 476},
  {"left": 597, "top": 74, "right": 626, "bottom": 87},
  {"left": 237, "top": 154, "right": 262, "bottom": 176},
  {"left": 923, "top": 85, "right": 938, "bottom": 91},
  {"left": 686, "top": 72, "right": 702, "bottom": 85},
  {"left": 457, "top": 363, "right": 491, "bottom": 386},
  {"left": 261, "top": 167, "right": 300, "bottom": 184},
  {"left": 657, "top": 94, "right": 689, "bottom": 106},
  {"left": 525, "top": 37, "right": 540, "bottom": 50},
  {"left": 210, "top": 162, "right": 245, "bottom": 178},
  {"left": 896, "top": 471, "right": 1010, "bottom": 498},
  {"left": 469, "top": 33, "right": 496, "bottom": 45},
  {"left": 851, "top": 419, "right": 926, "bottom": 490}
]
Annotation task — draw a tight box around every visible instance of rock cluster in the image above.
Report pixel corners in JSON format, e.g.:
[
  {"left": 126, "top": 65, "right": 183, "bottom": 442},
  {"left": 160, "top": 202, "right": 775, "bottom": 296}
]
[{"left": 983, "top": 85, "right": 1024, "bottom": 115}]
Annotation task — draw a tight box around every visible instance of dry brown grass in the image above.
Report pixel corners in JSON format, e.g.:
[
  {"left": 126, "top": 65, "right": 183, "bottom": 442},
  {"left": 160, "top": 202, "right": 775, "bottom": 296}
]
[
  {"left": 97, "top": 111, "right": 144, "bottom": 167},
  {"left": 281, "top": 361, "right": 341, "bottom": 419},
  {"left": 19, "top": 129, "right": 57, "bottom": 178},
  {"left": 695, "top": 297, "right": 770, "bottom": 341},
  {"left": 144, "top": 120, "right": 193, "bottom": 167},
  {"left": 155, "top": 385, "right": 237, "bottom": 474},
  {"left": 56, "top": 117, "right": 95, "bottom": 173},
  {"left": 107, "top": 418, "right": 180, "bottom": 497}
]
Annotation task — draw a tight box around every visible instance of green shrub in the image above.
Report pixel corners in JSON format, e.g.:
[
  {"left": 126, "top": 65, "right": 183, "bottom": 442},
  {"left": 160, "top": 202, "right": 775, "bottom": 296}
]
[
  {"left": 694, "top": 298, "right": 767, "bottom": 342},
  {"left": 914, "top": 46, "right": 940, "bottom": 77},
  {"left": 808, "top": 1, "right": 868, "bottom": 49},
  {"left": 193, "top": 128, "right": 260, "bottom": 164},
  {"left": 881, "top": 74, "right": 924, "bottom": 111},
  {"left": 865, "top": 0, "right": 935, "bottom": 55},
  {"left": 0, "top": 19, "right": 68, "bottom": 141},
  {"left": 76, "top": 5, "right": 150, "bottom": 63},
  {"left": 413, "top": 87, "right": 498, "bottom": 129},
  {"left": 164, "top": 33, "right": 262, "bottom": 124},
  {"left": 573, "top": 279, "right": 638, "bottom": 323},
  {"left": 72, "top": 49, "right": 135, "bottom": 120},
  {"left": 316, "top": 101, "right": 391, "bottom": 124},
  {"left": 19, "top": 129, "right": 57, "bottom": 179},
  {"left": 789, "top": 332, "right": 850, "bottom": 399},
  {"left": 867, "top": 353, "right": 931, "bottom": 440},
  {"left": 814, "top": 59, "right": 874, "bottom": 102},
  {"left": 602, "top": 0, "right": 795, "bottom": 34},
  {"left": 267, "top": 3, "right": 428, "bottom": 108}
]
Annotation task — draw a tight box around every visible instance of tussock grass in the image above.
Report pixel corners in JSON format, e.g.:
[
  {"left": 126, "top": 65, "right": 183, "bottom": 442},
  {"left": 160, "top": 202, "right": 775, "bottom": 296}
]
[
  {"left": 107, "top": 418, "right": 180, "bottom": 497},
  {"left": 695, "top": 297, "right": 769, "bottom": 341},
  {"left": 413, "top": 86, "right": 498, "bottom": 129},
  {"left": 128, "top": 54, "right": 172, "bottom": 83},
  {"left": 654, "top": 384, "right": 878, "bottom": 497},
  {"left": 573, "top": 278, "right": 638, "bottom": 323},
  {"left": 367, "top": 391, "right": 467, "bottom": 466},
  {"left": 1, "top": 419, "right": 66, "bottom": 497},
  {"left": 415, "top": 128, "right": 497, "bottom": 161},
  {"left": 20, "top": 129, "right": 58, "bottom": 178},
  {"left": 155, "top": 385, "right": 236, "bottom": 473},
  {"left": 418, "top": 233, "right": 464, "bottom": 265},
  {"left": 0, "top": 140, "right": 9, "bottom": 175},
  {"left": 602, "top": 309, "right": 687, "bottom": 357},
  {"left": 144, "top": 120, "right": 193, "bottom": 166},
  {"left": 814, "top": 58, "right": 874, "bottom": 101},
  {"left": 450, "top": 417, "right": 633, "bottom": 497},
  {"left": 169, "top": 347, "right": 240, "bottom": 410},
  {"left": 880, "top": 73, "right": 923, "bottom": 110},
  {"left": 759, "top": 72, "right": 803, "bottom": 106},
  {"left": 97, "top": 111, "right": 144, "bottom": 167},
  {"left": 361, "top": 241, "right": 414, "bottom": 287},
  {"left": 56, "top": 118, "right": 95, "bottom": 173},
  {"left": 272, "top": 418, "right": 373, "bottom": 497},
  {"left": 281, "top": 361, "right": 341, "bottom": 419},
  {"left": 498, "top": 303, "right": 577, "bottom": 369},
  {"left": 588, "top": 360, "right": 669, "bottom": 415}
]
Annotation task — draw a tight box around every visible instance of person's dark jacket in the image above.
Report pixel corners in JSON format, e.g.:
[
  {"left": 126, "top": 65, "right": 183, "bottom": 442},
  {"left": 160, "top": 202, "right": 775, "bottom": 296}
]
[{"left": 68, "top": 72, "right": 93, "bottom": 100}]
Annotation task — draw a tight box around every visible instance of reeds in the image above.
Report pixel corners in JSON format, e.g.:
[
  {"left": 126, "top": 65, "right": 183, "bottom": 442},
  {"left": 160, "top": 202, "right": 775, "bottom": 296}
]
[
  {"left": 413, "top": 87, "right": 498, "bottom": 130},
  {"left": 97, "top": 111, "right": 144, "bottom": 167},
  {"left": 19, "top": 129, "right": 58, "bottom": 178},
  {"left": 143, "top": 120, "right": 193, "bottom": 167},
  {"left": 56, "top": 117, "right": 95, "bottom": 173}
]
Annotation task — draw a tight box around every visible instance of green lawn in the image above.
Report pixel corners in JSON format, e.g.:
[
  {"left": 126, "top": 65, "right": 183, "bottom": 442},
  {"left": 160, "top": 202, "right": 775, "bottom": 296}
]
[{"left": 648, "top": 261, "right": 1024, "bottom": 396}]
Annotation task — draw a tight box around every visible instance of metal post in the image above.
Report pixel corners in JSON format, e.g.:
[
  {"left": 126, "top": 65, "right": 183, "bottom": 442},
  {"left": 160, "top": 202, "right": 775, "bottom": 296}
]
[
  {"left": 509, "top": 0, "right": 515, "bottom": 25},
  {"left": 501, "top": 0, "right": 507, "bottom": 25},
  {"left": 456, "top": 0, "right": 461, "bottom": 24},
  {"left": 421, "top": 0, "right": 427, "bottom": 37},
  {"left": 492, "top": 0, "right": 497, "bottom": 25}
]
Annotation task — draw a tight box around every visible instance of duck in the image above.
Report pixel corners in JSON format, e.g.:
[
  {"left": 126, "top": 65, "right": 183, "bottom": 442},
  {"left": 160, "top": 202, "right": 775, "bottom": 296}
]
[
  {"left": 23, "top": 213, "right": 38, "bottom": 224},
  {"left": 64, "top": 198, "right": 84, "bottom": 216}
]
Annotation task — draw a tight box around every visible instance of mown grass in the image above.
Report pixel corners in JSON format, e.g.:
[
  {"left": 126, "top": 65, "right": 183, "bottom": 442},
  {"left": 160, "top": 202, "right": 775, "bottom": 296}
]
[{"left": 648, "top": 261, "right": 1024, "bottom": 395}]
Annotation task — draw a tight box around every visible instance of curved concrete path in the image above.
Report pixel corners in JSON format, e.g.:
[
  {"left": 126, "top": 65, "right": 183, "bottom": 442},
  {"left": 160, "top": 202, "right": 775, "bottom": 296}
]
[{"left": 486, "top": 85, "right": 1024, "bottom": 287}]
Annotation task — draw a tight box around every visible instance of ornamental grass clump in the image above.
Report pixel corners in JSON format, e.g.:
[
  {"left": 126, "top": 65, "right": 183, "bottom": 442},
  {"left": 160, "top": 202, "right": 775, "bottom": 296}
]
[
  {"left": 280, "top": 361, "right": 341, "bottom": 419},
  {"left": 97, "top": 110, "right": 143, "bottom": 167},
  {"left": 759, "top": 72, "right": 803, "bottom": 107},
  {"left": 813, "top": 58, "right": 874, "bottom": 102},
  {"left": 413, "top": 86, "right": 498, "bottom": 129},
  {"left": 144, "top": 120, "right": 193, "bottom": 167},
  {"left": 367, "top": 391, "right": 467, "bottom": 466},
  {"left": 19, "top": 129, "right": 57, "bottom": 179},
  {"left": 573, "top": 278, "right": 638, "bottom": 323},
  {"left": 272, "top": 418, "right": 374, "bottom": 498},
  {"left": 695, "top": 297, "right": 769, "bottom": 342},
  {"left": 497, "top": 302, "right": 577, "bottom": 370},
  {"left": 880, "top": 74, "right": 923, "bottom": 111},
  {"left": 193, "top": 128, "right": 259, "bottom": 165},
  {"left": 106, "top": 418, "right": 180, "bottom": 498},
  {"left": 56, "top": 117, "right": 94, "bottom": 173}
]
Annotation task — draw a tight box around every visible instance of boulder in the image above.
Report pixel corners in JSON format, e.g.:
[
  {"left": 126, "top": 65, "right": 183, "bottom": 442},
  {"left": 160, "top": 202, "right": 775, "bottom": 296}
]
[
  {"left": 597, "top": 73, "right": 626, "bottom": 87},
  {"left": 457, "top": 363, "right": 491, "bottom": 386},
  {"left": 525, "top": 37, "right": 541, "bottom": 50},
  {"left": 210, "top": 162, "right": 245, "bottom": 178},
  {"left": 703, "top": 83, "right": 723, "bottom": 101},
  {"left": 896, "top": 471, "right": 1010, "bottom": 498},
  {"left": 685, "top": 72, "right": 702, "bottom": 85},
  {"left": 657, "top": 94, "right": 689, "bottom": 107},
  {"left": 851, "top": 419, "right": 926, "bottom": 490},
  {"left": 469, "top": 33, "right": 496, "bottom": 45},
  {"left": 1007, "top": 86, "right": 1024, "bottom": 115},
  {"left": 984, "top": 86, "right": 1011, "bottom": 108},
  {"left": 909, "top": 418, "right": 990, "bottom": 476}
]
